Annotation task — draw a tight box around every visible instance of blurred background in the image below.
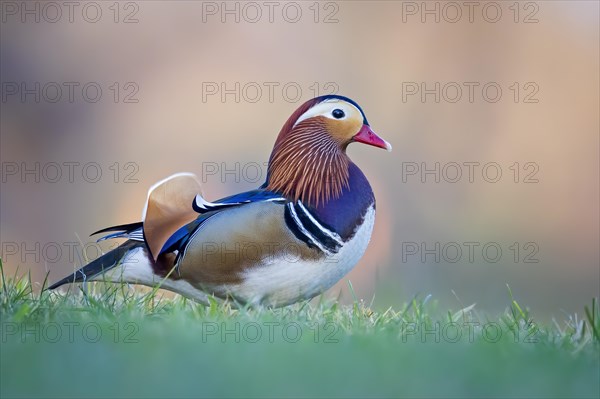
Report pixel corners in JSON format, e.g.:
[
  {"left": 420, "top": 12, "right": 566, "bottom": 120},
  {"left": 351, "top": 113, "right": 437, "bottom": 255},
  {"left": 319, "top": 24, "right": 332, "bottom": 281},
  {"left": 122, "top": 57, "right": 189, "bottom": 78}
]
[{"left": 1, "top": 0, "right": 598, "bottom": 321}]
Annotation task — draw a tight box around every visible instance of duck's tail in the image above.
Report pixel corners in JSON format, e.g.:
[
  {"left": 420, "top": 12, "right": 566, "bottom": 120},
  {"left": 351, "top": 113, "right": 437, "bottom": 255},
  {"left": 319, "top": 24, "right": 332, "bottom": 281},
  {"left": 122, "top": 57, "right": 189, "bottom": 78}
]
[{"left": 47, "top": 240, "right": 150, "bottom": 290}]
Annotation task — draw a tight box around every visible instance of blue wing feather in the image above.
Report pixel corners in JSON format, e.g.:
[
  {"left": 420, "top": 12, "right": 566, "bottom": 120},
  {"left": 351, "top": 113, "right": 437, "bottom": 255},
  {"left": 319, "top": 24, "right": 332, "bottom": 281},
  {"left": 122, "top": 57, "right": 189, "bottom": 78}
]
[{"left": 163, "top": 188, "right": 285, "bottom": 255}]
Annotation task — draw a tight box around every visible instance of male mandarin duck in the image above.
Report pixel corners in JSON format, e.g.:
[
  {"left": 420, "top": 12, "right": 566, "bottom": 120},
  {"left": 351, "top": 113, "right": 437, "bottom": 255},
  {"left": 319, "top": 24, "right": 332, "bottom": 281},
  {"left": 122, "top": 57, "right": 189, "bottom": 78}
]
[{"left": 49, "top": 95, "right": 392, "bottom": 307}]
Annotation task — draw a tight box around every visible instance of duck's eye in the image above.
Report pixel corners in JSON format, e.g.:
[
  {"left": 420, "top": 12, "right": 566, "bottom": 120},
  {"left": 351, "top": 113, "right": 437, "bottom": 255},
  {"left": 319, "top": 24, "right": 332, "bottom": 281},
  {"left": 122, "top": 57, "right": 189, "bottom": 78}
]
[{"left": 332, "top": 109, "right": 345, "bottom": 119}]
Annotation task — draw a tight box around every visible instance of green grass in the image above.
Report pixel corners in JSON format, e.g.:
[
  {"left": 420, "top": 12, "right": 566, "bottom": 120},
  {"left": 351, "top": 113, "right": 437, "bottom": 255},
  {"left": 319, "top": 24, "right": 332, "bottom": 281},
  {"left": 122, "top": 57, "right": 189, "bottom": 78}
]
[{"left": 1, "top": 261, "right": 599, "bottom": 399}]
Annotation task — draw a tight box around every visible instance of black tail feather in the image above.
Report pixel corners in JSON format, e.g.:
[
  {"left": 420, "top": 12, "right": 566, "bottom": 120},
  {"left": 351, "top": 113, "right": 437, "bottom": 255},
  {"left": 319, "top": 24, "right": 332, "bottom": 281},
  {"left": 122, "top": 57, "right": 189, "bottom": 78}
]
[
  {"left": 47, "top": 241, "right": 140, "bottom": 290},
  {"left": 90, "top": 222, "right": 143, "bottom": 237}
]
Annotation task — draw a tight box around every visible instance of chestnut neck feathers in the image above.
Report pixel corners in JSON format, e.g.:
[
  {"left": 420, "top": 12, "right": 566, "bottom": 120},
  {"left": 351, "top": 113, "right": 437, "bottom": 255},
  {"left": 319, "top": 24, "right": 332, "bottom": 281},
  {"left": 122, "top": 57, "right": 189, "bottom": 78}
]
[{"left": 266, "top": 111, "right": 350, "bottom": 208}]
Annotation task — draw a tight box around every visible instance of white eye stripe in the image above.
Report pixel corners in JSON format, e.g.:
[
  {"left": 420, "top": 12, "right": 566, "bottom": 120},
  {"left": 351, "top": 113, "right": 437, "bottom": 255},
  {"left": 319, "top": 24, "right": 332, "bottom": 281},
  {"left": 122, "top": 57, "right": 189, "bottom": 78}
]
[{"left": 293, "top": 100, "right": 362, "bottom": 127}]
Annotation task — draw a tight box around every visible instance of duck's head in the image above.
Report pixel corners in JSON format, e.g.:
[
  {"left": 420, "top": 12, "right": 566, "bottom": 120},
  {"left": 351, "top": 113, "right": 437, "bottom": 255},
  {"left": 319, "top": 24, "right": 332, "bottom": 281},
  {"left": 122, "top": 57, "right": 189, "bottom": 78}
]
[{"left": 267, "top": 95, "right": 391, "bottom": 207}]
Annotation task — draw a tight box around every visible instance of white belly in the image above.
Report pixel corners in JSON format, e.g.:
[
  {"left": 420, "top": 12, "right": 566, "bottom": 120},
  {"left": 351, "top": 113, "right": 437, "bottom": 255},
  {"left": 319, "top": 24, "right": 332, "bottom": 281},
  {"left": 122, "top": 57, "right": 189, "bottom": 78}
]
[{"left": 228, "top": 205, "right": 376, "bottom": 307}]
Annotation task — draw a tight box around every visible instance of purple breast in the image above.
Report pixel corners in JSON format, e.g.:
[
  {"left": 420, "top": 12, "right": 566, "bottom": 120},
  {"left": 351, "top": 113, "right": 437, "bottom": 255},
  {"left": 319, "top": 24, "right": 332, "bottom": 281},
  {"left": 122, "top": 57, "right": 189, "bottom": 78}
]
[{"left": 311, "top": 162, "right": 375, "bottom": 241}]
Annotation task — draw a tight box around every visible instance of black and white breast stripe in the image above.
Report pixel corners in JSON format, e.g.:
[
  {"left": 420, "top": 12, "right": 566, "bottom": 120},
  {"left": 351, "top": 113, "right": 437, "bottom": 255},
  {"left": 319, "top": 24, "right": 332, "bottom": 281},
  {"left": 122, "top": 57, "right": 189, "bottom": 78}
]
[{"left": 284, "top": 200, "right": 344, "bottom": 255}]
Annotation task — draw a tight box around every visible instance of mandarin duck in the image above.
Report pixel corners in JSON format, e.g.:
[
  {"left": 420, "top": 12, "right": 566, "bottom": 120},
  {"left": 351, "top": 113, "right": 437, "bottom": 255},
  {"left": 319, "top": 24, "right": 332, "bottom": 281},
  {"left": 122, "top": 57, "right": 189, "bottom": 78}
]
[{"left": 49, "top": 95, "right": 392, "bottom": 307}]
